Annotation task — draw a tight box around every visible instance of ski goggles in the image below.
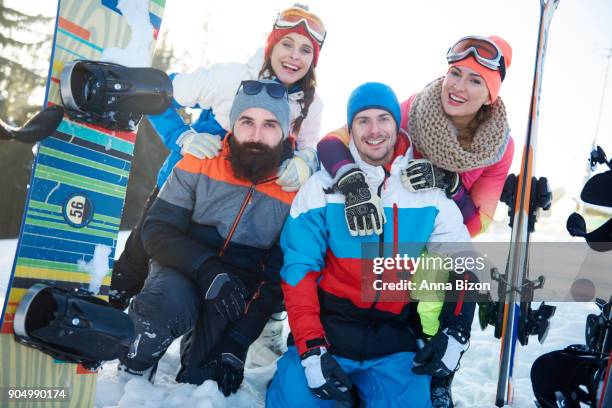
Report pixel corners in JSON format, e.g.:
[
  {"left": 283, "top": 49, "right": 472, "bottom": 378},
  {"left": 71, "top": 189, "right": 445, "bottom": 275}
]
[
  {"left": 238, "top": 80, "right": 288, "bottom": 99},
  {"left": 274, "top": 7, "right": 326, "bottom": 47},
  {"left": 446, "top": 36, "right": 507, "bottom": 81}
]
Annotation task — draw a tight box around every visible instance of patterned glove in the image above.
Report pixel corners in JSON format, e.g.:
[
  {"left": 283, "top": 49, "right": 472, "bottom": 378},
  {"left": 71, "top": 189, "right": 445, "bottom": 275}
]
[
  {"left": 177, "top": 129, "right": 222, "bottom": 159},
  {"left": 412, "top": 327, "right": 469, "bottom": 377},
  {"left": 277, "top": 148, "right": 318, "bottom": 192},
  {"left": 301, "top": 347, "right": 353, "bottom": 405},
  {"left": 401, "top": 159, "right": 461, "bottom": 198},
  {"left": 335, "top": 168, "right": 385, "bottom": 236},
  {"left": 205, "top": 335, "right": 247, "bottom": 396}
]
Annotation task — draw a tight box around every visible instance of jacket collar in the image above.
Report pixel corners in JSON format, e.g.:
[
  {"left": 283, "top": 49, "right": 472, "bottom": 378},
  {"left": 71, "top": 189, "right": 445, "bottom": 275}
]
[{"left": 348, "top": 129, "right": 412, "bottom": 176}]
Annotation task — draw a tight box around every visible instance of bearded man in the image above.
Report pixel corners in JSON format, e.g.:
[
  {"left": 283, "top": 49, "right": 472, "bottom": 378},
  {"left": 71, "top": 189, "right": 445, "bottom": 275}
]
[{"left": 117, "top": 79, "right": 295, "bottom": 396}]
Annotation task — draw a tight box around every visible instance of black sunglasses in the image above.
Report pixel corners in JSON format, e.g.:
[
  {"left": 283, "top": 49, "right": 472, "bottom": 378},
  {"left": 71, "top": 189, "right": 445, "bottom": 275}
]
[{"left": 238, "top": 80, "right": 288, "bottom": 99}]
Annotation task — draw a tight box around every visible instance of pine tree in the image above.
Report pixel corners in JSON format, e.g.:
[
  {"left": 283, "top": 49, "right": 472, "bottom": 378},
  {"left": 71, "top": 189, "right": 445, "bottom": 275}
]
[
  {"left": 0, "top": 0, "right": 53, "bottom": 123},
  {"left": 0, "top": 1, "right": 53, "bottom": 238}
]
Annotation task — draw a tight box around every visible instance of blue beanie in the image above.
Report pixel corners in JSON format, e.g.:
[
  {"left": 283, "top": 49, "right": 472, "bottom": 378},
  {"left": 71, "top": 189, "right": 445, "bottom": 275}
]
[{"left": 346, "top": 82, "right": 401, "bottom": 129}]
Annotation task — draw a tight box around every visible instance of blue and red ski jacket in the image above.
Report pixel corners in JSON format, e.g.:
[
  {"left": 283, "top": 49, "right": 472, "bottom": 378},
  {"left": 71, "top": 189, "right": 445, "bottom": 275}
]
[{"left": 281, "top": 133, "right": 474, "bottom": 360}]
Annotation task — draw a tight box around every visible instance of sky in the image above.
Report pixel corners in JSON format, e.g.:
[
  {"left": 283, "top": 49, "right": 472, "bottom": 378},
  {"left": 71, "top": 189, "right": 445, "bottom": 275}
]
[{"left": 7, "top": 0, "right": 612, "bottom": 210}]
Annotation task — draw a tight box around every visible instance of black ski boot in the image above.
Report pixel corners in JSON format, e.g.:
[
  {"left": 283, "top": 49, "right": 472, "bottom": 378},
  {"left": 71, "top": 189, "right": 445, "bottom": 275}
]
[{"left": 430, "top": 374, "right": 454, "bottom": 408}]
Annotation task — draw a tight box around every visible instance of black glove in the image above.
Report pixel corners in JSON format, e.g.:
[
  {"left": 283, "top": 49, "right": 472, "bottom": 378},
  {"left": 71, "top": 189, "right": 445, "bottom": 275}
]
[
  {"left": 401, "top": 159, "right": 461, "bottom": 198},
  {"left": 412, "top": 327, "right": 469, "bottom": 377},
  {"left": 301, "top": 346, "right": 353, "bottom": 405},
  {"left": 108, "top": 283, "right": 135, "bottom": 311},
  {"left": 335, "top": 168, "right": 385, "bottom": 237},
  {"left": 197, "top": 259, "right": 249, "bottom": 323},
  {"left": 0, "top": 106, "right": 64, "bottom": 143},
  {"left": 204, "top": 335, "right": 247, "bottom": 396}
]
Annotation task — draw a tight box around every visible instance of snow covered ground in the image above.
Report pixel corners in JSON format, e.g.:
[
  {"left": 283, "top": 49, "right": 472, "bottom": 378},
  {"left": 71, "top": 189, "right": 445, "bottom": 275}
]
[{"left": 0, "top": 230, "right": 601, "bottom": 407}]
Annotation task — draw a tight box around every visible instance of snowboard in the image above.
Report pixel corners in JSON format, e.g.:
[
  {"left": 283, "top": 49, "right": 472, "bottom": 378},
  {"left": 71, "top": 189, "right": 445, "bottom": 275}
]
[{"left": 0, "top": 0, "right": 165, "bottom": 406}]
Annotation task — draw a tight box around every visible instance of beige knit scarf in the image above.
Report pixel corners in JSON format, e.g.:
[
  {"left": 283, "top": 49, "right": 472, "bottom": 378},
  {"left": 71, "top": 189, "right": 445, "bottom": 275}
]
[{"left": 408, "top": 78, "right": 510, "bottom": 172}]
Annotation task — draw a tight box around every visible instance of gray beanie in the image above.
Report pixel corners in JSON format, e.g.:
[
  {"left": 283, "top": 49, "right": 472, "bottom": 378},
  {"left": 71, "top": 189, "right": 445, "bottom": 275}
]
[{"left": 229, "top": 79, "right": 290, "bottom": 139}]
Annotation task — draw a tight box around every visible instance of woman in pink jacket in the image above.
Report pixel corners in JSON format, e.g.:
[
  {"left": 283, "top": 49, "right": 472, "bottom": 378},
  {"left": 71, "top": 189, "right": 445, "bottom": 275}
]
[{"left": 318, "top": 35, "right": 514, "bottom": 239}]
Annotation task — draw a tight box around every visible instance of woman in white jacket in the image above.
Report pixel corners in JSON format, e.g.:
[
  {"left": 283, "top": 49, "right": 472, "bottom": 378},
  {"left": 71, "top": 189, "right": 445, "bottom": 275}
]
[
  {"left": 157, "top": 4, "right": 325, "bottom": 191},
  {"left": 110, "top": 4, "right": 326, "bottom": 323}
]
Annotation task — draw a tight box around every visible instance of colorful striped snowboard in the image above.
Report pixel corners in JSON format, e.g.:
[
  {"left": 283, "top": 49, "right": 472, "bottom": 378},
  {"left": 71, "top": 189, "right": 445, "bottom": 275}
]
[{"left": 0, "top": 0, "right": 165, "bottom": 406}]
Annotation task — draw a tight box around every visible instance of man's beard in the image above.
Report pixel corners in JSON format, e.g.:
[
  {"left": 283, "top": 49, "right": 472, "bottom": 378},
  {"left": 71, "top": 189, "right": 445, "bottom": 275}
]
[{"left": 228, "top": 136, "right": 283, "bottom": 184}]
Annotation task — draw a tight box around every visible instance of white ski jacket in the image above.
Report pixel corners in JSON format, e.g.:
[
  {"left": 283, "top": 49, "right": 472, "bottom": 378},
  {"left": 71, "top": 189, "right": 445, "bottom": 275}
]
[{"left": 172, "top": 48, "right": 323, "bottom": 150}]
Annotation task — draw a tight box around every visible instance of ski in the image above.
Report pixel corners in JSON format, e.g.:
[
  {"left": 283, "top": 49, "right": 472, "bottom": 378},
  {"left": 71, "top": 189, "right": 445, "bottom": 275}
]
[
  {"left": 0, "top": 1, "right": 166, "bottom": 406},
  {"left": 494, "top": 0, "right": 560, "bottom": 406}
]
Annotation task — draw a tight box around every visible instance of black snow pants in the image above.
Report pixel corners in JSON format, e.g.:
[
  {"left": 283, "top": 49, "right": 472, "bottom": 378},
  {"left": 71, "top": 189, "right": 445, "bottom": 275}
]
[
  {"left": 109, "top": 186, "right": 158, "bottom": 310},
  {"left": 119, "top": 262, "right": 229, "bottom": 385}
]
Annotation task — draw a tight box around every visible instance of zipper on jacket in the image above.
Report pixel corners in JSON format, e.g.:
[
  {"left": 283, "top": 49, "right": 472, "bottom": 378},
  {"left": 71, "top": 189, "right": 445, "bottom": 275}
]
[
  {"left": 218, "top": 175, "right": 279, "bottom": 258},
  {"left": 392, "top": 202, "right": 410, "bottom": 303},
  {"left": 360, "top": 170, "right": 389, "bottom": 361},
  {"left": 244, "top": 281, "right": 266, "bottom": 315},
  {"left": 393, "top": 203, "right": 399, "bottom": 256},
  {"left": 372, "top": 170, "right": 389, "bottom": 306},
  {"left": 219, "top": 184, "right": 255, "bottom": 257}
]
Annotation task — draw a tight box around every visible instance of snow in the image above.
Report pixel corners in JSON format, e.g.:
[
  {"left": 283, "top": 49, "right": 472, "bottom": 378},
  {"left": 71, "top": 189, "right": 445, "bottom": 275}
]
[
  {"left": 100, "top": 0, "right": 154, "bottom": 67},
  {"left": 454, "top": 302, "right": 599, "bottom": 408},
  {"left": 0, "top": 238, "right": 18, "bottom": 305},
  {"left": 78, "top": 244, "right": 112, "bottom": 295},
  {"left": 95, "top": 318, "right": 276, "bottom": 408},
  {"left": 0, "top": 230, "right": 602, "bottom": 407}
]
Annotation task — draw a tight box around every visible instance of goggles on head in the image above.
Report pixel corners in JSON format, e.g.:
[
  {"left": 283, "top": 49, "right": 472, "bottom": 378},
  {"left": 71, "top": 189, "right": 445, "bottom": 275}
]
[
  {"left": 446, "top": 36, "right": 507, "bottom": 81},
  {"left": 274, "top": 6, "right": 326, "bottom": 48},
  {"left": 237, "top": 80, "right": 288, "bottom": 100}
]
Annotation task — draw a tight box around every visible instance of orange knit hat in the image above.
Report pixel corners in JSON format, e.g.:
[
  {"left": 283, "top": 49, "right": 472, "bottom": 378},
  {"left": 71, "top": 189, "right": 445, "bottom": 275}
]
[{"left": 449, "top": 35, "right": 512, "bottom": 102}]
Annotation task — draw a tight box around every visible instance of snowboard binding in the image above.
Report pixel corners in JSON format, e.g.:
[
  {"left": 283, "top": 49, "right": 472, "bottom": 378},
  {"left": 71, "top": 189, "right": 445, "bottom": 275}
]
[
  {"left": 567, "top": 145, "right": 612, "bottom": 251},
  {"left": 584, "top": 297, "right": 612, "bottom": 355},
  {"left": 589, "top": 146, "right": 611, "bottom": 171},
  {"left": 545, "top": 297, "right": 612, "bottom": 408},
  {"left": 60, "top": 60, "right": 173, "bottom": 131},
  {"left": 13, "top": 283, "right": 135, "bottom": 370}
]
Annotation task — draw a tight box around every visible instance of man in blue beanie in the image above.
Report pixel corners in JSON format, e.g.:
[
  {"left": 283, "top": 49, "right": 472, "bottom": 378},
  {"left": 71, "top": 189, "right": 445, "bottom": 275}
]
[
  {"left": 344, "top": 82, "right": 402, "bottom": 165},
  {"left": 266, "top": 82, "right": 475, "bottom": 407}
]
